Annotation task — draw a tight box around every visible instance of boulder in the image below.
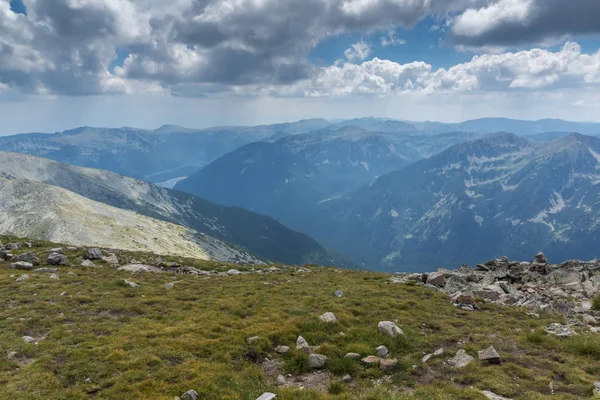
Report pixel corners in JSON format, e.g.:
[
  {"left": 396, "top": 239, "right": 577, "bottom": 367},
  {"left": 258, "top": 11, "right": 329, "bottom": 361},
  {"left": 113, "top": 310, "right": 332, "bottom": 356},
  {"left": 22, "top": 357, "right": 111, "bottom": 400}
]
[
  {"left": 379, "top": 358, "right": 398, "bottom": 371},
  {"left": 81, "top": 260, "right": 96, "bottom": 267},
  {"left": 446, "top": 349, "right": 474, "bottom": 368},
  {"left": 47, "top": 253, "right": 68, "bottom": 266},
  {"left": 256, "top": 394, "right": 276, "bottom": 400},
  {"left": 377, "top": 345, "right": 389, "bottom": 357},
  {"left": 274, "top": 345, "right": 290, "bottom": 354},
  {"left": 545, "top": 323, "right": 576, "bottom": 337},
  {"left": 307, "top": 354, "right": 327, "bottom": 369},
  {"left": 378, "top": 321, "right": 404, "bottom": 337},
  {"left": 9, "top": 261, "right": 33, "bottom": 271},
  {"left": 478, "top": 346, "right": 501, "bottom": 364},
  {"left": 319, "top": 312, "right": 337, "bottom": 323},
  {"left": 345, "top": 352, "right": 361, "bottom": 360},
  {"left": 49, "top": 273, "right": 60, "bottom": 280},
  {"left": 50, "top": 248, "right": 64, "bottom": 254},
  {"left": 5, "top": 243, "right": 21, "bottom": 250},
  {"left": 22, "top": 336, "right": 36, "bottom": 343},
  {"left": 296, "top": 336, "right": 310, "bottom": 353},
  {"left": 361, "top": 356, "right": 380, "bottom": 366},
  {"left": 227, "top": 269, "right": 242, "bottom": 276},
  {"left": 85, "top": 248, "right": 103, "bottom": 260},
  {"left": 443, "top": 275, "right": 468, "bottom": 294},
  {"left": 276, "top": 374, "right": 286, "bottom": 386},
  {"left": 453, "top": 292, "right": 475, "bottom": 305},
  {"left": 180, "top": 390, "right": 198, "bottom": 400},
  {"left": 427, "top": 271, "right": 445, "bottom": 287},
  {"left": 342, "top": 374, "right": 352, "bottom": 382},
  {"left": 535, "top": 252, "right": 548, "bottom": 264},
  {"left": 14, "top": 252, "right": 40, "bottom": 266},
  {"left": 16, "top": 274, "right": 29, "bottom": 282},
  {"left": 102, "top": 254, "right": 119, "bottom": 265}
]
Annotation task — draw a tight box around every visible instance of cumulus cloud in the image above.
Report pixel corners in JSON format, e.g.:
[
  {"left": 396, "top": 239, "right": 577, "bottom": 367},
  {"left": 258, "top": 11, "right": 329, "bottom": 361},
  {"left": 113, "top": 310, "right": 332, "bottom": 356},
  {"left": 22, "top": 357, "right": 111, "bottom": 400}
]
[
  {"left": 450, "top": 0, "right": 600, "bottom": 47},
  {"left": 380, "top": 31, "right": 406, "bottom": 47},
  {"left": 344, "top": 42, "right": 372, "bottom": 61}
]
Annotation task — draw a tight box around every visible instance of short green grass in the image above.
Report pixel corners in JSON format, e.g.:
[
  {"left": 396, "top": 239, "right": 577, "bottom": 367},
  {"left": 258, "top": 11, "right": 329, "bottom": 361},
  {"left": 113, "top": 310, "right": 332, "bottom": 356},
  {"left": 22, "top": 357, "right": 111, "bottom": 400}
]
[{"left": 0, "top": 235, "right": 599, "bottom": 399}]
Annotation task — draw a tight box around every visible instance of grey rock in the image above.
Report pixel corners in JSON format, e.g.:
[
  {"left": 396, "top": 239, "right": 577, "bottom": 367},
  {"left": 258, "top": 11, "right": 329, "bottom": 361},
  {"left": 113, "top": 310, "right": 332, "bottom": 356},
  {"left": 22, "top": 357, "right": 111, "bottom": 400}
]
[
  {"left": 118, "top": 264, "right": 162, "bottom": 273},
  {"left": 594, "top": 382, "right": 600, "bottom": 397},
  {"left": 81, "top": 260, "right": 96, "bottom": 267},
  {"left": 67, "top": 271, "right": 77, "bottom": 277},
  {"left": 102, "top": 254, "right": 119, "bottom": 265},
  {"left": 256, "top": 394, "right": 276, "bottom": 400},
  {"left": 307, "top": 354, "right": 328, "bottom": 369},
  {"left": 427, "top": 271, "right": 445, "bottom": 287},
  {"left": 9, "top": 261, "right": 33, "bottom": 271},
  {"left": 443, "top": 275, "right": 468, "bottom": 294},
  {"left": 227, "top": 269, "right": 242, "bottom": 276},
  {"left": 482, "top": 391, "right": 512, "bottom": 400},
  {"left": 22, "top": 336, "right": 36, "bottom": 343},
  {"left": 47, "top": 252, "right": 68, "bottom": 266},
  {"left": 180, "top": 390, "right": 198, "bottom": 400},
  {"left": 5, "top": 243, "right": 21, "bottom": 250},
  {"left": 478, "top": 346, "right": 501, "bottom": 364},
  {"left": 344, "top": 352, "right": 361, "bottom": 360},
  {"left": 361, "top": 355, "right": 380, "bottom": 365},
  {"left": 342, "top": 374, "right": 352, "bottom": 382},
  {"left": 379, "top": 358, "right": 398, "bottom": 371},
  {"left": 16, "top": 274, "right": 30, "bottom": 282},
  {"left": 296, "top": 336, "right": 310, "bottom": 353},
  {"left": 50, "top": 248, "right": 64, "bottom": 254},
  {"left": 335, "top": 290, "right": 344, "bottom": 297},
  {"left": 378, "top": 321, "right": 404, "bottom": 337},
  {"left": 164, "top": 282, "right": 175, "bottom": 289},
  {"left": 545, "top": 323, "right": 576, "bottom": 337},
  {"left": 246, "top": 336, "right": 260, "bottom": 344},
  {"left": 376, "top": 345, "right": 388, "bottom": 357},
  {"left": 34, "top": 268, "right": 57, "bottom": 273},
  {"left": 14, "top": 252, "right": 40, "bottom": 266},
  {"left": 274, "top": 345, "right": 290, "bottom": 354},
  {"left": 276, "top": 374, "right": 286, "bottom": 385},
  {"left": 535, "top": 252, "right": 548, "bottom": 264},
  {"left": 319, "top": 312, "right": 337, "bottom": 323},
  {"left": 446, "top": 349, "right": 474, "bottom": 368},
  {"left": 49, "top": 273, "right": 60, "bottom": 280},
  {"left": 123, "top": 279, "right": 140, "bottom": 288},
  {"left": 85, "top": 248, "right": 104, "bottom": 260}
]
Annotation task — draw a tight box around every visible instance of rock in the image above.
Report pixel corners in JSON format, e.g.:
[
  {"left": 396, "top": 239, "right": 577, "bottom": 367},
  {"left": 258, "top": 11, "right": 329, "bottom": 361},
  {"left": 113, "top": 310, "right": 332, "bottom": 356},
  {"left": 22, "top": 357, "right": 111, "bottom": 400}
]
[
  {"left": 9, "top": 261, "right": 33, "bottom": 271},
  {"left": 422, "top": 348, "right": 444, "bottom": 363},
  {"left": 5, "top": 243, "right": 21, "bottom": 250},
  {"left": 319, "top": 312, "right": 337, "bottom": 323},
  {"left": 376, "top": 345, "right": 388, "bottom": 357},
  {"left": 102, "top": 254, "right": 119, "bottom": 265},
  {"left": 379, "top": 358, "right": 398, "bottom": 371},
  {"left": 164, "top": 282, "right": 174, "bottom": 289},
  {"left": 0, "top": 250, "right": 11, "bottom": 260},
  {"left": 296, "top": 336, "right": 310, "bottom": 353},
  {"left": 545, "top": 323, "right": 576, "bottom": 337},
  {"left": 593, "top": 382, "right": 600, "bottom": 398},
  {"left": 49, "top": 273, "right": 60, "bottom": 280},
  {"left": 16, "top": 274, "right": 30, "bottom": 282},
  {"left": 180, "top": 390, "right": 198, "bottom": 400},
  {"left": 426, "top": 271, "right": 445, "bottom": 287},
  {"left": 50, "top": 248, "right": 64, "bottom": 254},
  {"left": 482, "top": 391, "right": 513, "bottom": 400},
  {"left": 535, "top": 252, "right": 548, "bottom": 264},
  {"left": 123, "top": 279, "right": 140, "bottom": 288},
  {"left": 14, "top": 252, "right": 40, "bottom": 266},
  {"left": 446, "top": 349, "right": 474, "bottom": 368},
  {"left": 274, "top": 345, "right": 290, "bottom": 354},
  {"left": 378, "top": 321, "right": 404, "bottom": 337},
  {"left": 67, "top": 271, "right": 77, "bottom": 277},
  {"left": 246, "top": 336, "right": 260, "bottom": 344},
  {"left": 256, "top": 394, "right": 276, "bottom": 400},
  {"left": 342, "top": 374, "right": 352, "bottom": 382},
  {"left": 361, "top": 356, "right": 380, "bottom": 366},
  {"left": 276, "top": 374, "right": 286, "bottom": 385},
  {"left": 85, "top": 248, "right": 103, "bottom": 260},
  {"left": 81, "top": 260, "right": 96, "bottom": 267},
  {"left": 335, "top": 290, "right": 344, "bottom": 297},
  {"left": 118, "top": 264, "right": 162, "bottom": 273},
  {"left": 345, "top": 352, "right": 361, "bottom": 360},
  {"left": 22, "top": 336, "right": 36, "bottom": 343},
  {"left": 453, "top": 292, "right": 475, "bottom": 305},
  {"left": 47, "top": 253, "right": 68, "bottom": 266},
  {"left": 582, "top": 314, "right": 598, "bottom": 325},
  {"left": 34, "top": 268, "right": 57, "bottom": 273},
  {"left": 478, "top": 346, "right": 501, "bottom": 364},
  {"left": 307, "top": 354, "right": 327, "bottom": 369},
  {"left": 227, "top": 269, "right": 242, "bottom": 276},
  {"left": 443, "top": 275, "right": 468, "bottom": 294}
]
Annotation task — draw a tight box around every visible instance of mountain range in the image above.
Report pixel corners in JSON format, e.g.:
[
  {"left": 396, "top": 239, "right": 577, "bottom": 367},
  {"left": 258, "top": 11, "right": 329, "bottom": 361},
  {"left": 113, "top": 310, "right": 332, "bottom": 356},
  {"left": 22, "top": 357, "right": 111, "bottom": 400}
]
[{"left": 0, "top": 151, "right": 342, "bottom": 266}]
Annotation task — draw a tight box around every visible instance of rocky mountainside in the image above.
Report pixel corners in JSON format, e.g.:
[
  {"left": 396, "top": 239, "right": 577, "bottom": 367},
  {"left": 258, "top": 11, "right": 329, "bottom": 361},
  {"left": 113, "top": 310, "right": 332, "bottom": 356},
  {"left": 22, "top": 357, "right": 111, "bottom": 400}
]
[
  {"left": 0, "top": 152, "right": 343, "bottom": 266},
  {"left": 175, "top": 127, "right": 480, "bottom": 225},
  {"left": 0, "top": 179, "right": 259, "bottom": 262},
  {"left": 0, "top": 119, "right": 331, "bottom": 183},
  {"left": 297, "top": 132, "right": 600, "bottom": 272}
]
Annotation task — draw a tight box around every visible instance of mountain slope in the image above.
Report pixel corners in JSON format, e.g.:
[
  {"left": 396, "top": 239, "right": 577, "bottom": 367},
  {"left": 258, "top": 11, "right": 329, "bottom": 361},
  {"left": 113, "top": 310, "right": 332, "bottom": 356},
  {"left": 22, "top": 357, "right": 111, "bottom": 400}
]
[
  {"left": 175, "top": 127, "right": 480, "bottom": 225},
  {"left": 0, "top": 178, "right": 260, "bottom": 262},
  {"left": 411, "top": 118, "right": 600, "bottom": 135},
  {"left": 0, "top": 151, "right": 341, "bottom": 266},
  {"left": 298, "top": 133, "right": 600, "bottom": 271},
  {"left": 0, "top": 119, "right": 332, "bottom": 183}
]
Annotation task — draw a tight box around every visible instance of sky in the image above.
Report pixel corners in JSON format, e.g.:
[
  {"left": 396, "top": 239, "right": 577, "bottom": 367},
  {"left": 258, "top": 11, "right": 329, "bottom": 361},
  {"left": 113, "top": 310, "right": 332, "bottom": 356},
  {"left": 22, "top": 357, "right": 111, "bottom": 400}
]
[{"left": 1, "top": 0, "right": 600, "bottom": 135}]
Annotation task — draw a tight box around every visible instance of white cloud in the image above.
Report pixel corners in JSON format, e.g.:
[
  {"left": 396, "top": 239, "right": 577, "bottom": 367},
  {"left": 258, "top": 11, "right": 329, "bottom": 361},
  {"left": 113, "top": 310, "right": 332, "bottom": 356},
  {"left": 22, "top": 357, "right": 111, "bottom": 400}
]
[
  {"left": 344, "top": 41, "right": 372, "bottom": 61},
  {"left": 380, "top": 31, "right": 406, "bottom": 47}
]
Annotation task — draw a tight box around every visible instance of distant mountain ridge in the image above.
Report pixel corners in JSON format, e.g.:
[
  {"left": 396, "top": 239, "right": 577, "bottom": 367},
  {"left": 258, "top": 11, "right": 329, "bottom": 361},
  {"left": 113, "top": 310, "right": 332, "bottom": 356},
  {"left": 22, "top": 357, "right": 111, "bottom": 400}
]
[
  {"left": 0, "top": 151, "right": 344, "bottom": 266},
  {"left": 295, "top": 132, "right": 600, "bottom": 271}
]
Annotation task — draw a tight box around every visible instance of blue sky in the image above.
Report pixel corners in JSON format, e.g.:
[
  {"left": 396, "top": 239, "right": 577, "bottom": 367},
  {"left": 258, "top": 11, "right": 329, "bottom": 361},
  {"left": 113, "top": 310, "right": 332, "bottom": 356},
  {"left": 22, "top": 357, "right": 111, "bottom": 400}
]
[{"left": 1, "top": 0, "right": 600, "bottom": 135}]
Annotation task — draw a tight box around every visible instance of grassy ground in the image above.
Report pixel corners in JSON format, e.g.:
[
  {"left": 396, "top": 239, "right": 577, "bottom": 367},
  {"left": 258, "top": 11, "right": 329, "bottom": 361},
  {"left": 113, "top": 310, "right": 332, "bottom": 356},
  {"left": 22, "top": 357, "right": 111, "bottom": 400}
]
[{"left": 1, "top": 236, "right": 599, "bottom": 399}]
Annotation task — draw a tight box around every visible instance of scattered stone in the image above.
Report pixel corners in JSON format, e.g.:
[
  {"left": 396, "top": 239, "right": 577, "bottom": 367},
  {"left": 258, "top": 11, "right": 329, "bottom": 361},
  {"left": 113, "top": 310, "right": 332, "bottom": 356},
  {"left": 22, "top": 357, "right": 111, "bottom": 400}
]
[
  {"left": 14, "top": 252, "right": 40, "bottom": 266},
  {"left": 16, "top": 274, "right": 29, "bottom": 282},
  {"left": 276, "top": 374, "right": 286, "bottom": 386},
  {"left": 482, "top": 391, "right": 513, "bottom": 400},
  {"left": 123, "top": 279, "right": 140, "bottom": 288},
  {"left": 422, "top": 348, "right": 444, "bottom": 363},
  {"left": 274, "top": 345, "right": 290, "bottom": 354},
  {"left": 5, "top": 243, "right": 20, "bottom": 250},
  {"left": 34, "top": 268, "right": 57, "bottom": 273},
  {"left": 47, "top": 252, "right": 68, "bottom": 266},
  {"left": 378, "top": 321, "right": 404, "bottom": 337},
  {"left": 593, "top": 382, "right": 600, "bottom": 398},
  {"left": 376, "top": 345, "right": 388, "bottom": 357},
  {"left": 319, "top": 312, "right": 337, "bottom": 323},
  {"left": 247, "top": 336, "right": 260, "bottom": 345},
  {"left": 582, "top": 314, "right": 598, "bottom": 325},
  {"left": 308, "top": 354, "right": 328, "bottom": 369},
  {"left": 335, "top": 290, "right": 344, "bottom": 297},
  {"left": 85, "top": 248, "right": 103, "bottom": 260},
  {"left": 49, "top": 273, "right": 60, "bottom": 280},
  {"left": 296, "top": 336, "right": 310, "bottom": 353},
  {"left": 545, "top": 323, "right": 576, "bottom": 337},
  {"left": 426, "top": 271, "right": 446, "bottom": 287},
  {"left": 164, "top": 282, "right": 174, "bottom": 289},
  {"left": 67, "top": 272, "right": 77, "bottom": 277},
  {"left": 227, "top": 269, "right": 242, "bottom": 276},
  {"left": 118, "top": 264, "right": 162, "bottom": 273},
  {"left": 478, "top": 346, "right": 501, "bottom": 364},
  {"left": 81, "top": 260, "right": 96, "bottom": 267},
  {"left": 446, "top": 349, "right": 474, "bottom": 368},
  {"left": 9, "top": 261, "right": 33, "bottom": 271},
  {"left": 345, "top": 352, "right": 361, "bottom": 360},
  {"left": 102, "top": 254, "right": 119, "bottom": 265},
  {"left": 50, "top": 248, "right": 64, "bottom": 254},
  {"left": 22, "top": 336, "right": 36, "bottom": 343},
  {"left": 379, "top": 358, "right": 398, "bottom": 371},
  {"left": 342, "top": 374, "right": 352, "bottom": 382},
  {"left": 256, "top": 393, "right": 276, "bottom": 400},
  {"left": 361, "top": 356, "right": 380, "bottom": 366},
  {"left": 180, "top": 390, "right": 199, "bottom": 400}
]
